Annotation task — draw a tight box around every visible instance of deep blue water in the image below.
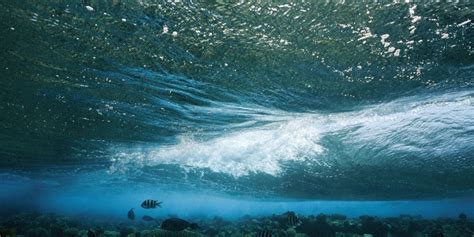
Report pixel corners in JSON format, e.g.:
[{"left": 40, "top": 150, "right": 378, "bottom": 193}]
[{"left": 0, "top": 0, "right": 473, "bottom": 219}]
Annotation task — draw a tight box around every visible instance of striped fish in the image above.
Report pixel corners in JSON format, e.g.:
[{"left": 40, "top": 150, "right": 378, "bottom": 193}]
[
  {"left": 255, "top": 231, "right": 273, "bottom": 237},
  {"left": 287, "top": 212, "right": 301, "bottom": 227},
  {"left": 141, "top": 199, "right": 162, "bottom": 209}
]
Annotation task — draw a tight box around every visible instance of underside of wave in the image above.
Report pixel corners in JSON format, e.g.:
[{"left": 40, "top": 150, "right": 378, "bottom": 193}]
[{"left": 105, "top": 89, "right": 474, "bottom": 199}]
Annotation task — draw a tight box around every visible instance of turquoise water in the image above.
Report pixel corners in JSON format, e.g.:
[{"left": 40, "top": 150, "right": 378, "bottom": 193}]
[{"left": 1, "top": 0, "right": 473, "bottom": 223}]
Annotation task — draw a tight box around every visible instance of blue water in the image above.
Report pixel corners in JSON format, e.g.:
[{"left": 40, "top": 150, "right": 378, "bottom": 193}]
[{"left": 0, "top": 0, "right": 473, "bottom": 220}]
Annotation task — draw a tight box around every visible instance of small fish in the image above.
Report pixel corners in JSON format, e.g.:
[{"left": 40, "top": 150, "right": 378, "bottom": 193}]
[
  {"left": 287, "top": 212, "right": 301, "bottom": 227},
  {"left": 128, "top": 208, "right": 135, "bottom": 220},
  {"left": 161, "top": 218, "right": 199, "bottom": 231},
  {"left": 87, "top": 229, "right": 96, "bottom": 237},
  {"left": 255, "top": 231, "right": 273, "bottom": 237},
  {"left": 141, "top": 199, "right": 162, "bottom": 209},
  {"left": 142, "top": 215, "right": 155, "bottom": 221}
]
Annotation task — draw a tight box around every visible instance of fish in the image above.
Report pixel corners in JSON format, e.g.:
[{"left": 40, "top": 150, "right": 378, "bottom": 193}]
[
  {"left": 160, "top": 218, "right": 199, "bottom": 232},
  {"left": 128, "top": 208, "right": 135, "bottom": 220},
  {"left": 142, "top": 215, "right": 156, "bottom": 221},
  {"left": 286, "top": 212, "right": 301, "bottom": 227},
  {"left": 87, "top": 229, "right": 96, "bottom": 237},
  {"left": 141, "top": 199, "right": 162, "bottom": 209},
  {"left": 255, "top": 231, "right": 273, "bottom": 237}
]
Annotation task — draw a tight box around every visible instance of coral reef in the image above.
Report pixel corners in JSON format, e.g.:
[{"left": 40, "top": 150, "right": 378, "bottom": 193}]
[{"left": 0, "top": 212, "right": 472, "bottom": 237}]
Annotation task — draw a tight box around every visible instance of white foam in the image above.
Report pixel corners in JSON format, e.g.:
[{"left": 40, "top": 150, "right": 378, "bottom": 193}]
[
  {"left": 139, "top": 117, "right": 323, "bottom": 177},
  {"left": 457, "top": 19, "right": 471, "bottom": 27},
  {"left": 109, "top": 90, "right": 473, "bottom": 177}
]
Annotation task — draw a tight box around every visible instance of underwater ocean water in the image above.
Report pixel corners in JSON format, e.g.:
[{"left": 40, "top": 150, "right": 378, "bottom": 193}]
[{"left": 1, "top": 0, "right": 474, "bottom": 236}]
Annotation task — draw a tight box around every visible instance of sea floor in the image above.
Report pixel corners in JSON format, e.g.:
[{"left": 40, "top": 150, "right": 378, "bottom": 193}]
[{"left": 0, "top": 211, "right": 473, "bottom": 237}]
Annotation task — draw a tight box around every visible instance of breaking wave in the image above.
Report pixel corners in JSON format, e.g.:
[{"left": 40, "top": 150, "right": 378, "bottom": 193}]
[{"left": 0, "top": 0, "right": 473, "bottom": 200}]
